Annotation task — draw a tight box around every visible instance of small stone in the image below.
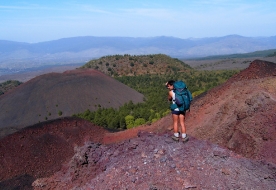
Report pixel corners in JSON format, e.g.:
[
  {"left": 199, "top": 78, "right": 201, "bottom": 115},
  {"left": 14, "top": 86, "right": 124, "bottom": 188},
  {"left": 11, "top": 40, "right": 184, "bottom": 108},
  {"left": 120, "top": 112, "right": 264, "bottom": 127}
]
[
  {"left": 160, "top": 157, "right": 167, "bottom": 163},
  {"left": 170, "top": 164, "right": 176, "bottom": 168},
  {"left": 141, "top": 152, "right": 147, "bottom": 158},
  {"left": 157, "top": 149, "right": 165, "bottom": 155},
  {"left": 221, "top": 168, "right": 231, "bottom": 175}
]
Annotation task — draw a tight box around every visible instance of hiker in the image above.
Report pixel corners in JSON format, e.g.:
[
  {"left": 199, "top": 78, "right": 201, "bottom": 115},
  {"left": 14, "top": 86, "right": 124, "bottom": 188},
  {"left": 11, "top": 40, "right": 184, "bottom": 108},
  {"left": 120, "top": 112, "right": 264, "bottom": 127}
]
[{"left": 166, "top": 80, "right": 189, "bottom": 142}]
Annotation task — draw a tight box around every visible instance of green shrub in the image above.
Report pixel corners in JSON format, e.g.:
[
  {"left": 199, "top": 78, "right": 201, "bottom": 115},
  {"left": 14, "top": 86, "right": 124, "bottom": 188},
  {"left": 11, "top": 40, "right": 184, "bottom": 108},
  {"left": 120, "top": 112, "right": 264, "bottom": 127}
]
[
  {"left": 134, "top": 118, "right": 146, "bottom": 126},
  {"left": 125, "top": 115, "right": 134, "bottom": 129}
]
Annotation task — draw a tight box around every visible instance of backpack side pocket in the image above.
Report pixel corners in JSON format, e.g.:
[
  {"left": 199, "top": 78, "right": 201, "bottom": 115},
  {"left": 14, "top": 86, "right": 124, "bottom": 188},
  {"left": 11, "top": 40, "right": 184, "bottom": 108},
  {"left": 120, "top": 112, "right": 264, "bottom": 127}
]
[{"left": 170, "top": 104, "right": 178, "bottom": 110}]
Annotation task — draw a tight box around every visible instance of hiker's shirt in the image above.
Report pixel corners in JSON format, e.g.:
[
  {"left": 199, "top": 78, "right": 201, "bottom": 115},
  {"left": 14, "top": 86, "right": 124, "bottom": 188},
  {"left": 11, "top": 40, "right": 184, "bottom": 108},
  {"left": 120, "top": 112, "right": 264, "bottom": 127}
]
[{"left": 172, "top": 91, "right": 180, "bottom": 111}]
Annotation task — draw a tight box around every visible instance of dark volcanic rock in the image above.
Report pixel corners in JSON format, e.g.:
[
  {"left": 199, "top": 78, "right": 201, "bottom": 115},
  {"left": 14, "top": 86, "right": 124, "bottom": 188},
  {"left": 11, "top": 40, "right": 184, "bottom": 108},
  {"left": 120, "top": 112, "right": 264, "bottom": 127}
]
[{"left": 32, "top": 131, "right": 276, "bottom": 189}]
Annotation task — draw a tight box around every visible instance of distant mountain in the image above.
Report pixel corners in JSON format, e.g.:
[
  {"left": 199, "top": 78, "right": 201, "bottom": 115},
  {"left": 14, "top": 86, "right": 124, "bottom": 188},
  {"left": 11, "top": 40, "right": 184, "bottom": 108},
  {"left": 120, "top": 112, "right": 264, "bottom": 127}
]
[{"left": 1, "top": 35, "right": 276, "bottom": 71}]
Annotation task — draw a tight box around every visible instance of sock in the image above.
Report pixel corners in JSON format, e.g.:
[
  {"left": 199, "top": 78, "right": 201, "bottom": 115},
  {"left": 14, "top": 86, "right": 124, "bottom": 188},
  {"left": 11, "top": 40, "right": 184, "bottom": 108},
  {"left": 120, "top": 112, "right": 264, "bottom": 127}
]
[
  {"left": 174, "top": 133, "right": 179, "bottom": 138},
  {"left": 182, "top": 133, "right": 187, "bottom": 138}
]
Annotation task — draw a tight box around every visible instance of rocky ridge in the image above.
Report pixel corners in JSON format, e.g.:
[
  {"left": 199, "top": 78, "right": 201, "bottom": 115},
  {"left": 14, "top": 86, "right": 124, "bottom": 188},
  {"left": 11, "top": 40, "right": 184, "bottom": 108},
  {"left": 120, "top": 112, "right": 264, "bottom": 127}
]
[{"left": 32, "top": 132, "right": 276, "bottom": 189}]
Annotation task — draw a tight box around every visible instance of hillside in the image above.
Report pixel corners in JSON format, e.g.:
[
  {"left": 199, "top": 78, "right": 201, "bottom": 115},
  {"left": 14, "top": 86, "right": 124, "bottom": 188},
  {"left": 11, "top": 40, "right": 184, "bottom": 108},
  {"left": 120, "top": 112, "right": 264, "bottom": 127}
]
[
  {"left": 82, "top": 54, "right": 192, "bottom": 76},
  {"left": 0, "top": 59, "right": 276, "bottom": 189},
  {"left": 0, "top": 69, "right": 144, "bottom": 138},
  {"left": 185, "top": 60, "right": 276, "bottom": 163}
]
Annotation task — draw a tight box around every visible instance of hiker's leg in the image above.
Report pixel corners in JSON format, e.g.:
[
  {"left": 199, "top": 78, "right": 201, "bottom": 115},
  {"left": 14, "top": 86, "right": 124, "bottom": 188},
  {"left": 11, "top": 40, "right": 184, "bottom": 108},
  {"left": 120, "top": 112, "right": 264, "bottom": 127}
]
[
  {"left": 172, "top": 114, "right": 179, "bottom": 134},
  {"left": 179, "top": 113, "right": 186, "bottom": 134}
]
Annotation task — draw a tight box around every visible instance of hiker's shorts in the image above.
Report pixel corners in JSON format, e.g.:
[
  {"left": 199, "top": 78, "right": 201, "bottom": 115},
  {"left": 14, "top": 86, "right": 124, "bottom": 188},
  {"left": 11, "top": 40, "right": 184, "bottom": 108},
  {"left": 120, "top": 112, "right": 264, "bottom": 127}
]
[{"left": 171, "top": 110, "right": 185, "bottom": 115}]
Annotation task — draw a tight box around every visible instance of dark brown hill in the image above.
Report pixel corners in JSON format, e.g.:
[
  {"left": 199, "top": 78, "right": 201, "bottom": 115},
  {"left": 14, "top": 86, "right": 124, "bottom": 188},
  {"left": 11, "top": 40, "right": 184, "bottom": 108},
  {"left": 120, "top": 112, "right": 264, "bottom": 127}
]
[{"left": 0, "top": 69, "right": 144, "bottom": 138}]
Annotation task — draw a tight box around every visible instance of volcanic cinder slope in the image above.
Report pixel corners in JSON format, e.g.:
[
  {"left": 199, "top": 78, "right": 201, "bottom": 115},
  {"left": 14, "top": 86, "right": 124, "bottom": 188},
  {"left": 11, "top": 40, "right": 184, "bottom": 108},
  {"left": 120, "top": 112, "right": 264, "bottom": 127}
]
[
  {"left": 0, "top": 117, "right": 108, "bottom": 189},
  {"left": 185, "top": 59, "right": 276, "bottom": 164},
  {"left": 0, "top": 69, "right": 144, "bottom": 138},
  {"left": 0, "top": 60, "right": 276, "bottom": 189}
]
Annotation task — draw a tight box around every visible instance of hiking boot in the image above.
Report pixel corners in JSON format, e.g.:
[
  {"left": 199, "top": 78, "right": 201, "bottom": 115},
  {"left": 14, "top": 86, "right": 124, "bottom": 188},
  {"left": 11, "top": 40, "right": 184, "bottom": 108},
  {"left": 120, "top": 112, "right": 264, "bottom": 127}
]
[
  {"left": 181, "top": 135, "right": 189, "bottom": 143},
  {"left": 171, "top": 136, "right": 179, "bottom": 141}
]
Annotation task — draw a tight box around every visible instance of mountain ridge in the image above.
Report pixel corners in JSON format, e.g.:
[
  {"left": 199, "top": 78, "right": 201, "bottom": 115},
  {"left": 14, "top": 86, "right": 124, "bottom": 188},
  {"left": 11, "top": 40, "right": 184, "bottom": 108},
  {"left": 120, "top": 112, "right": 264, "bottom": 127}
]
[{"left": 1, "top": 35, "right": 276, "bottom": 70}]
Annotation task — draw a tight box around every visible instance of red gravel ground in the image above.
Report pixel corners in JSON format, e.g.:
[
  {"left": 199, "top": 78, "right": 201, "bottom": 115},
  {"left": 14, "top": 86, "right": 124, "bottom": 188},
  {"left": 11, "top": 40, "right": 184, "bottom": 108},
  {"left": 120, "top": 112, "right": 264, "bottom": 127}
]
[{"left": 0, "top": 59, "right": 276, "bottom": 189}]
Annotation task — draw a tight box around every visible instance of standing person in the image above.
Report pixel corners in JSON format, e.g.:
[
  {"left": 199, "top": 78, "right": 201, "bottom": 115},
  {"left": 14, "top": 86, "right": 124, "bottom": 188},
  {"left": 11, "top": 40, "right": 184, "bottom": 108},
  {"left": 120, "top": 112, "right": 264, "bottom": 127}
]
[{"left": 166, "top": 80, "right": 189, "bottom": 142}]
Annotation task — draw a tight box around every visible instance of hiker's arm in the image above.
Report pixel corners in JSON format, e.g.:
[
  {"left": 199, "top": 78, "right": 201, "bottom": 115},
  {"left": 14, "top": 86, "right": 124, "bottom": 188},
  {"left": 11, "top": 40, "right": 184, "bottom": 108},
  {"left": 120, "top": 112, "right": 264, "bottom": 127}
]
[{"left": 168, "top": 90, "right": 173, "bottom": 101}]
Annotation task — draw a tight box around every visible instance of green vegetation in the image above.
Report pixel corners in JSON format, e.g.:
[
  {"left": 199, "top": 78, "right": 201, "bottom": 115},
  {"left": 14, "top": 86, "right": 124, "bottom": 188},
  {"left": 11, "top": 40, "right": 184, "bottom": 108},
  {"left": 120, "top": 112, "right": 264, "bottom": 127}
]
[
  {"left": 0, "top": 80, "right": 22, "bottom": 95},
  {"left": 267, "top": 51, "right": 276, "bottom": 57},
  {"left": 75, "top": 67, "right": 239, "bottom": 130},
  {"left": 192, "top": 49, "right": 276, "bottom": 60},
  {"left": 81, "top": 54, "right": 192, "bottom": 77},
  {"left": 58, "top": 111, "right": 63, "bottom": 116}
]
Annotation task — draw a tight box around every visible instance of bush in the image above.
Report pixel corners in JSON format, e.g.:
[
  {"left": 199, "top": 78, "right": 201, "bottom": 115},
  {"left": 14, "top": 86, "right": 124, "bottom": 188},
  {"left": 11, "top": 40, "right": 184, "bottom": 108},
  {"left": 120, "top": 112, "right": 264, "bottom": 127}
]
[
  {"left": 125, "top": 115, "right": 134, "bottom": 129},
  {"left": 134, "top": 118, "right": 146, "bottom": 126}
]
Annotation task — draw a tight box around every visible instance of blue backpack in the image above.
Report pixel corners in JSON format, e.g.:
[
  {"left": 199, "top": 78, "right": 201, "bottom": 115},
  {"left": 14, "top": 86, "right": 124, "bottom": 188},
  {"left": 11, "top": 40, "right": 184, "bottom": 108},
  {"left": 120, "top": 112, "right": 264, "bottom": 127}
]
[{"left": 171, "top": 81, "right": 193, "bottom": 111}]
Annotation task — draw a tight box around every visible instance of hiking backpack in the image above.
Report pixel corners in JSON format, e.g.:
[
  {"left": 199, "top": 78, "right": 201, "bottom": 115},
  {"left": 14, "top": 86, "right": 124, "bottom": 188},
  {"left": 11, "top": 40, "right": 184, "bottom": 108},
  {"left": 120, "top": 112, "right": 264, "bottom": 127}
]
[{"left": 172, "top": 80, "right": 193, "bottom": 111}]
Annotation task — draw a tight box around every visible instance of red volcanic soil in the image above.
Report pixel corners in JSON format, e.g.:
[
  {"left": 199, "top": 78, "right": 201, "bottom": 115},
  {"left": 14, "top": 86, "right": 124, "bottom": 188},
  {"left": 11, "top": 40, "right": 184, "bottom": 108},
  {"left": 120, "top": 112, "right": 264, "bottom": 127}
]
[
  {"left": 0, "top": 60, "right": 276, "bottom": 189},
  {"left": 0, "top": 117, "right": 108, "bottom": 189},
  {"left": 0, "top": 69, "right": 144, "bottom": 138},
  {"left": 185, "top": 59, "right": 276, "bottom": 164}
]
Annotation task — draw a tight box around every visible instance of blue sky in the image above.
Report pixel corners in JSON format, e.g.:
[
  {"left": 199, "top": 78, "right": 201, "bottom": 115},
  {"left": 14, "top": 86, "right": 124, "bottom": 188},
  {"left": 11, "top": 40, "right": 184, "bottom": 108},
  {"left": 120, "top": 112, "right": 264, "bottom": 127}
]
[{"left": 1, "top": 0, "right": 276, "bottom": 43}]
